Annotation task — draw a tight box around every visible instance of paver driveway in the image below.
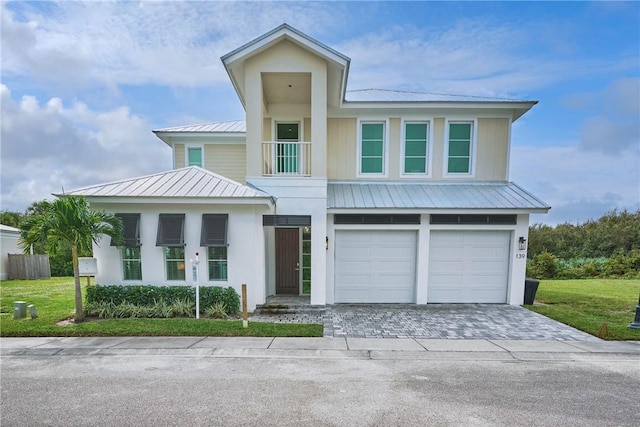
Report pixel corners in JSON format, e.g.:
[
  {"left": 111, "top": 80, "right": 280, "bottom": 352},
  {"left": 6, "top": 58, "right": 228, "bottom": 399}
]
[{"left": 251, "top": 304, "right": 600, "bottom": 341}]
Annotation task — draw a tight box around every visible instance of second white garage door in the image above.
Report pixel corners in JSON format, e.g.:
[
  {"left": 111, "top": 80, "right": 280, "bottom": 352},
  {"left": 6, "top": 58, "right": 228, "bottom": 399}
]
[
  {"left": 335, "top": 230, "right": 417, "bottom": 303},
  {"left": 428, "top": 231, "right": 511, "bottom": 303}
]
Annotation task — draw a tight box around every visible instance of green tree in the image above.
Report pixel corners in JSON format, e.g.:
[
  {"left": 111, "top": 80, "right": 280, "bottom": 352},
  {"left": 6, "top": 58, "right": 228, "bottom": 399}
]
[
  {"left": 19, "top": 196, "right": 123, "bottom": 321},
  {"left": 0, "top": 210, "right": 23, "bottom": 227}
]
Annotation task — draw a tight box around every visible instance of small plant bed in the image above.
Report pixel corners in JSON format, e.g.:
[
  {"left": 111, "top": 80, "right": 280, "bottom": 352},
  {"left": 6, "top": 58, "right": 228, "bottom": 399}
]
[
  {"left": 1, "top": 278, "right": 322, "bottom": 337},
  {"left": 525, "top": 279, "right": 640, "bottom": 340}
]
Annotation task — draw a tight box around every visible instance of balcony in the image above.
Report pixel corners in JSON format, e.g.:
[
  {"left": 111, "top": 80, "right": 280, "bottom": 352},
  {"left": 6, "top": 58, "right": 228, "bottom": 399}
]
[{"left": 261, "top": 141, "right": 311, "bottom": 176}]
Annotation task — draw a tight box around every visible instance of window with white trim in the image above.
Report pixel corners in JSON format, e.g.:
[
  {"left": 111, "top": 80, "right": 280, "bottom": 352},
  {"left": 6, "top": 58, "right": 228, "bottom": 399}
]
[
  {"left": 403, "top": 122, "right": 429, "bottom": 174},
  {"left": 113, "top": 213, "right": 142, "bottom": 281},
  {"left": 447, "top": 122, "right": 473, "bottom": 174},
  {"left": 187, "top": 146, "right": 203, "bottom": 167},
  {"left": 156, "top": 214, "right": 186, "bottom": 281},
  {"left": 201, "top": 214, "right": 228, "bottom": 281},
  {"left": 359, "top": 122, "right": 385, "bottom": 174}
]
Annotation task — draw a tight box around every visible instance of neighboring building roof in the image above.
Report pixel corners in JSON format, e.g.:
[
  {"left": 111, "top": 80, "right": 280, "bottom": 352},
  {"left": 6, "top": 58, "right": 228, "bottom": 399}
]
[
  {"left": 327, "top": 181, "right": 550, "bottom": 211},
  {"left": 153, "top": 120, "right": 246, "bottom": 134},
  {"left": 344, "top": 89, "right": 531, "bottom": 103},
  {"left": 0, "top": 224, "right": 20, "bottom": 233},
  {"left": 61, "top": 167, "right": 272, "bottom": 202}
]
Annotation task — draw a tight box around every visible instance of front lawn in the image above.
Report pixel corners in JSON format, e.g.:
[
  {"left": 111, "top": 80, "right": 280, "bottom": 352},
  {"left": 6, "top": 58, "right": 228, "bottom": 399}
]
[
  {"left": 525, "top": 279, "right": 640, "bottom": 340},
  {"left": 0, "top": 277, "right": 322, "bottom": 337}
]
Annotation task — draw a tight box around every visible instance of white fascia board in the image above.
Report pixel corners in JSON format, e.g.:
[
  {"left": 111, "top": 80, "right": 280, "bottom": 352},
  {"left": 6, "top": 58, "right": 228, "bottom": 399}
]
[
  {"left": 327, "top": 207, "right": 550, "bottom": 214},
  {"left": 80, "top": 196, "right": 274, "bottom": 207},
  {"left": 153, "top": 132, "right": 246, "bottom": 144},
  {"left": 340, "top": 100, "right": 537, "bottom": 112}
]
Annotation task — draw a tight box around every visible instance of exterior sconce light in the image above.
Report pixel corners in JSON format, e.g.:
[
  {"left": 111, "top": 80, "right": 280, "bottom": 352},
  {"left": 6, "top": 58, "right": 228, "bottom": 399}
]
[
  {"left": 326, "top": 236, "right": 329, "bottom": 250},
  {"left": 518, "top": 237, "right": 527, "bottom": 251}
]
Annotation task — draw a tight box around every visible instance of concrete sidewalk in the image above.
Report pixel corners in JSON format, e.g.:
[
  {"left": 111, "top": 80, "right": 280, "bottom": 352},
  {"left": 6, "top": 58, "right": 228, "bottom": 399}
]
[{"left": 2, "top": 336, "right": 638, "bottom": 361}]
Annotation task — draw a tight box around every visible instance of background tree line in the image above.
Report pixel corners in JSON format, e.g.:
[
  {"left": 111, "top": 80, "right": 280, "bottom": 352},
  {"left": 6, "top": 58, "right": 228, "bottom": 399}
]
[{"left": 527, "top": 209, "right": 640, "bottom": 279}]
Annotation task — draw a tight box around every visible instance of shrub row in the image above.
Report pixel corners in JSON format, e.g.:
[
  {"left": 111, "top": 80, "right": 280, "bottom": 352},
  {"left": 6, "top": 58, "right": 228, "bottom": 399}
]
[
  {"left": 86, "top": 285, "right": 240, "bottom": 314},
  {"left": 85, "top": 298, "right": 195, "bottom": 319},
  {"left": 526, "top": 250, "right": 640, "bottom": 279}
]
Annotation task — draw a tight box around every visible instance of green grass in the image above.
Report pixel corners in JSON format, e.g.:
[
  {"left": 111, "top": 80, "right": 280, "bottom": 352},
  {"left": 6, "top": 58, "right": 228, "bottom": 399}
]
[
  {"left": 525, "top": 279, "right": 640, "bottom": 340},
  {"left": 0, "top": 277, "right": 322, "bottom": 337}
]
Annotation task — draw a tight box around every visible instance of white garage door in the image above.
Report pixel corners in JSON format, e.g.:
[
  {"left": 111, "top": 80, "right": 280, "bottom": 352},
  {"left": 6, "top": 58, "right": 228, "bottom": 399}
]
[
  {"left": 335, "top": 230, "right": 417, "bottom": 303},
  {"left": 428, "top": 231, "right": 510, "bottom": 303}
]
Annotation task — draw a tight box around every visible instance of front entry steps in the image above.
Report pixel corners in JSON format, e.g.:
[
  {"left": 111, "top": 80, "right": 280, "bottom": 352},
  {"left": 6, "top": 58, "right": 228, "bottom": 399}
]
[{"left": 254, "top": 295, "right": 325, "bottom": 315}]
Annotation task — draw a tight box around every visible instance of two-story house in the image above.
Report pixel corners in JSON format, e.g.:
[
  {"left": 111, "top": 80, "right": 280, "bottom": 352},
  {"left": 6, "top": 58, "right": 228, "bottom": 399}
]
[{"left": 67, "top": 24, "right": 550, "bottom": 310}]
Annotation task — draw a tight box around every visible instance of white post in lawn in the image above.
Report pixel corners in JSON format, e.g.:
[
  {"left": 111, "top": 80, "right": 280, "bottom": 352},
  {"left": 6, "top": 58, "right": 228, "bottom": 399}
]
[{"left": 191, "top": 252, "right": 200, "bottom": 319}]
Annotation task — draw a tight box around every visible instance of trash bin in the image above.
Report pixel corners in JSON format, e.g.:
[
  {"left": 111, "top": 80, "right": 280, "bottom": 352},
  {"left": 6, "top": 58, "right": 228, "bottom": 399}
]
[
  {"left": 524, "top": 279, "right": 540, "bottom": 305},
  {"left": 13, "top": 301, "right": 27, "bottom": 319}
]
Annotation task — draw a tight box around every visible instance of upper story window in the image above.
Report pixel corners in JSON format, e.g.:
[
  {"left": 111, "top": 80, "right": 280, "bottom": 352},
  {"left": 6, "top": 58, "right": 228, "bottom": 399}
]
[
  {"left": 187, "top": 146, "right": 203, "bottom": 167},
  {"left": 359, "top": 121, "right": 386, "bottom": 175},
  {"left": 403, "top": 122, "right": 429, "bottom": 175},
  {"left": 446, "top": 122, "right": 474, "bottom": 175},
  {"left": 276, "top": 122, "right": 300, "bottom": 174}
]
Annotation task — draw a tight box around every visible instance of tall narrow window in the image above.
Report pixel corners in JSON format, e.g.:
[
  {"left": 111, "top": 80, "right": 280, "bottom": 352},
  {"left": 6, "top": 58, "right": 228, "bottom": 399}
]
[
  {"left": 360, "top": 122, "right": 385, "bottom": 174},
  {"left": 302, "top": 227, "right": 311, "bottom": 294},
  {"left": 201, "top": 214, "right": 228, "bottom": 281},
  {"left": 113, "top": 213, "right": 142, "bottom": 281},
  {"left": 187, "top": 147, "right": 203, "bottom": 167},
  {"left": 403, "top": 122, "right": 429, "bottom": 174},
  {"left": 276, "top": 123, "right": 299, "bottom": 174},
  {"left": 447, "top": 122, "right": 472, "bottom": 174},
  {"left": 157, "top": 214, "right": 185, "bottom": 281}
]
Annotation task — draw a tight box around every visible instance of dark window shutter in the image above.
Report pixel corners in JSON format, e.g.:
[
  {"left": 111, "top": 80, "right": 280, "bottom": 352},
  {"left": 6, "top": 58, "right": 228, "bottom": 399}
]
[
  {"left": 156, "top": 214, "right": 185, "bottom": 246},
  {"left": 112, "top": 213, "right": 140, "bottom": 246},
  {"left": 201, "top": 214, "right": 228, "bottom": 247},
  {"left": 262, "top": 215, "right": 311, "bottom": 226},
  {"left": 334, "top": 214, "right": 420, "bottom": 225}
]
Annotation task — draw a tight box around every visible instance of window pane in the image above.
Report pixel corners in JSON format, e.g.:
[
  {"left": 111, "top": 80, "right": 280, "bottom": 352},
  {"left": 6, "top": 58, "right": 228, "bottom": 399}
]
[
  {"left": 448, "top": 157, "right": 470, "bottom": 173},
  {"left": 405, "top": 123, "right": 427, "bottom": 140},
  {"left": 208, "top": 246, "right": 227, "bottom": 281},
  {"left": 165, "top": 246, "right": 185, "bottom": 281},
  {"left": 404, "top": 158, "right": 426, "bottom": 173},
  {"left": 449, "top": 123, "right": 471, "bottom": 140},
  {"left": 449, "top": 140, "right": 470, "bottom": 156},
  {"left": 362, "top": 140, "right": 383, "bottom": 156},
  {"left": 188, "top": 148, "right": 202, "bottom": 167},
  {"left": 405, "top": 140, "right": 426, "bottom": 156},
  {"left": 361, "top": 158, "right": 383, "bottom": 173},
  {"left": 362, "top": 123, "right": 383, "bottom": 140},
  {"left": 276, "top": 123, "right": 299, "bottom": 141},
  {"left": 122, "top": 246, "right": 142, "bottom": 281}
]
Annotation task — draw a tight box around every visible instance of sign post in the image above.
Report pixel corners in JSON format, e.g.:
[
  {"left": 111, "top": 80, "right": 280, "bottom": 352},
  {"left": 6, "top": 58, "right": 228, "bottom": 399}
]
[{"left": 191, "top": 252, "right": 200, "bottom": 319}]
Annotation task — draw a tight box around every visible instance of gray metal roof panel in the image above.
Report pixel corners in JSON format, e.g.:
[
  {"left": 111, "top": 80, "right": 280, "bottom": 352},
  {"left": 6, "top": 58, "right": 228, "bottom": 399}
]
[
  {"left": 345, "top": 89, "right": 533, "bottom": 103},
  {"left": 327, "top": 181, "right": 550, "bottom": 210},
  {"left": 153, "top": 120, "right": 246, "bottom": 133},
  {"left": 63, "top": 167, "right": 271, "bottom": 200}
]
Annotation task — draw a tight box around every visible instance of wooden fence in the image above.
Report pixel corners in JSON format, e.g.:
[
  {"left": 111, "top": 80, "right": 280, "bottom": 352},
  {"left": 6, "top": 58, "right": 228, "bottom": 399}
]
[{"left": 7, "top": 254, "right": 51, "bottom": 280}]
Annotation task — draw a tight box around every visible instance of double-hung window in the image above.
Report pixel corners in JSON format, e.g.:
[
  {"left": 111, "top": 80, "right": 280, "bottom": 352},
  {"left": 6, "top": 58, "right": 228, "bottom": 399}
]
[
  {"left": 187, "top": 146, "right": 203, "bottom": 167},
  {"left": 359, "top": 122, "right": 385, "bottom": 175},
  {"left": 113, "top": 213, "right": 142, "bottom": 281},
  {"left": 447, "top": 122, "right": 473, "bottom": 174},
  {"left": 403, "top": 122, "right": 429, "bottom": 175},
  {"left": 157, "top": 214, "right": 185, "bottom": 281},
  {"left": 201, "top": 214, "right": 228, "bottom": 281}
]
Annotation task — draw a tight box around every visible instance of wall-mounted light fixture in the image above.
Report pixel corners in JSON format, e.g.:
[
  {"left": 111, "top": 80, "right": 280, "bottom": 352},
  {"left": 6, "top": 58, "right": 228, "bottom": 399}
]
[
  {"left": 518, "top": 236, "right": 527, "bottom": 251},
  {"left": 326, "top": 236, "right": 329, "bottom": 250}
]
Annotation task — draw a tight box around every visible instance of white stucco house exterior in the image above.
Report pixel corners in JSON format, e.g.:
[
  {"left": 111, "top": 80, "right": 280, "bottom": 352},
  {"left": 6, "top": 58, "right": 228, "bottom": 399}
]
[
  {"left": 66, "top": 24, "right": 549, "bottom": 310},
  {"left": 0, "top": 224, "right": 21, "bottom": 280}
]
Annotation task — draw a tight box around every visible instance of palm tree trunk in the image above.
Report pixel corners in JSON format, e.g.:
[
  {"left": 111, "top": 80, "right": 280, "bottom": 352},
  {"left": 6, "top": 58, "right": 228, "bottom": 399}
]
[{"left": 72, "top": 245, "right": 84, "bottom": 322}]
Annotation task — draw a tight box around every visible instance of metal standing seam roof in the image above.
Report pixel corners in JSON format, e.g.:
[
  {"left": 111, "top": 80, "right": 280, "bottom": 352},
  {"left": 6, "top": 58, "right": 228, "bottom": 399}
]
[
  {"left": 344, "top": 89, "right": 532, "bottom": 103},
  {"left": 61, "top": 167, "right": 271, "bottom": 200},
  {"left": 327, "top": 181, "right": 550, "bottom": 211},
  {"left": 152, "top": 120, "right": 246, "bottom": 133}
]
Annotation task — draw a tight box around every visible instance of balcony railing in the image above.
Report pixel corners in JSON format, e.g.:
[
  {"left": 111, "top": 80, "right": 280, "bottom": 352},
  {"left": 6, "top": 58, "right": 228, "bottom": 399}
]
[{"left": 261, "top": 141, "right": 311, "bottom": 176}]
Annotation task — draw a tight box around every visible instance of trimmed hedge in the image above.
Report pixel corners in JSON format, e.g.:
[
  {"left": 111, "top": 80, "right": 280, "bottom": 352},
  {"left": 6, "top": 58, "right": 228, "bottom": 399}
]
[{"left": 86, "top": 285, "right": 240, "bottom": 314}]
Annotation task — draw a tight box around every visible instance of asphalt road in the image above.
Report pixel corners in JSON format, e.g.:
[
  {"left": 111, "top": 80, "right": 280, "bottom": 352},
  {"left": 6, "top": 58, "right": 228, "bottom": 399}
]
[{"left": 2, "top": 353, "right": 639, "bottom": 426}]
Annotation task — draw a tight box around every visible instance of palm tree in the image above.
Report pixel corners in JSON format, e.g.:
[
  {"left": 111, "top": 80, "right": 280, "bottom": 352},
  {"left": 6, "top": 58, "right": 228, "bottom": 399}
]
[{"left": 19, "top": 196, "right": 123, "bottom": 321}]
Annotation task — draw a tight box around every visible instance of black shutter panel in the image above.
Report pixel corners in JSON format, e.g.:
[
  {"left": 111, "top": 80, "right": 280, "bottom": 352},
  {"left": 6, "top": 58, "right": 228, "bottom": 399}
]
[
  {"left": 201, "top": 214, "right": 228, "bottom": 246},
  {"left": 157, "top": 214, "right": 185, "bottom": 246},
  {"left": 112, "top": 213, "right": 140, "bottom": 246}
]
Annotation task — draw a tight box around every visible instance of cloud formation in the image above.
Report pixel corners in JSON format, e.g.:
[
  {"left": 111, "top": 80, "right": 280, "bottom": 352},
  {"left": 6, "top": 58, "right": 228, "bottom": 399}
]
[{"left": 0, "top": 84, "right": 170, "bottom": 211}]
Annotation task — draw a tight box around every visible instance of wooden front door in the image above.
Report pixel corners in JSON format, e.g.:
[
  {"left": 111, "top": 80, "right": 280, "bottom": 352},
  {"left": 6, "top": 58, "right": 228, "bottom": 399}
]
[{"left": 275, "top": 228, "right": 300, "bottom": 295}]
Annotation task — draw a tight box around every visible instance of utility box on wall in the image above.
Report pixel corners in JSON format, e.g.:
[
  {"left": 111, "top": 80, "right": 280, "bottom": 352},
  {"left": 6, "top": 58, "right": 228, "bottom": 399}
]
[{"left": 78, "top": 257, "right": 98, "bottom": 276}]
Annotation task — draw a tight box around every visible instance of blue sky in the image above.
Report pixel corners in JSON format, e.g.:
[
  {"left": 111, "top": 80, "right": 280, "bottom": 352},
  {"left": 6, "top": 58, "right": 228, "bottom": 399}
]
[{"left": 1, "top": 1, "right": 638, "bottom": 225}]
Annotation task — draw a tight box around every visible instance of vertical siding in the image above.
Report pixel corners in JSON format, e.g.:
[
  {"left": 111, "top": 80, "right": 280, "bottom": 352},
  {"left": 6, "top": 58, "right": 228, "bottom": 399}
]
[
  {"left": 388, "top": 118, "right": 401, "bottom": 179},
  {"left": 327, "top": 118, "right": 357, "bottom": 179},
  {"left": 432, "top": 118, "right": 445, "bottom": 178},
  {"left": 262, "top": 118, "right": 271, "bottom": 141},
  {"left": 304, "top": 117, "right": 311, "bottom": 141},
  {"left": 204, "top": 144, "right": 247, "bottom": 184},
  {"left": 476, "top": 118, "right": 509, "bottom": 180},
  {"left": 174, "top": 143, "right": 185, "bottom": 168}
]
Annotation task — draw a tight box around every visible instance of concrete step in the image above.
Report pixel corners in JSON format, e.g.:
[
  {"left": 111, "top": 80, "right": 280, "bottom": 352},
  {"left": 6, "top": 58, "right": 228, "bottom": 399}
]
[{"left": 254, "top": 304, "right": 326, "bottom": 315}]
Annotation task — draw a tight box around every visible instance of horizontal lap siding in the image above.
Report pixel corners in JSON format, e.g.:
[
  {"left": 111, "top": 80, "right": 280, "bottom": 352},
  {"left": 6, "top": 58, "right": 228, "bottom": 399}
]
[
  {"left": 327, "top": 118, "right": 356, "bottom": 180},
  {"left": 204, "top": 145, "right": 247, "bottom": 184}
]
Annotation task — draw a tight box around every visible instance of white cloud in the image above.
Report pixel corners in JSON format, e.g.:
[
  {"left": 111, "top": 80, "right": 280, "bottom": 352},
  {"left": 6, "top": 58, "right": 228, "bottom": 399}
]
[
  {"left": 0, "top": 84, "right": 170, "bottom": 212},
  {"left": 510, "top": 144, "right": 640, "bottom": 225}
]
